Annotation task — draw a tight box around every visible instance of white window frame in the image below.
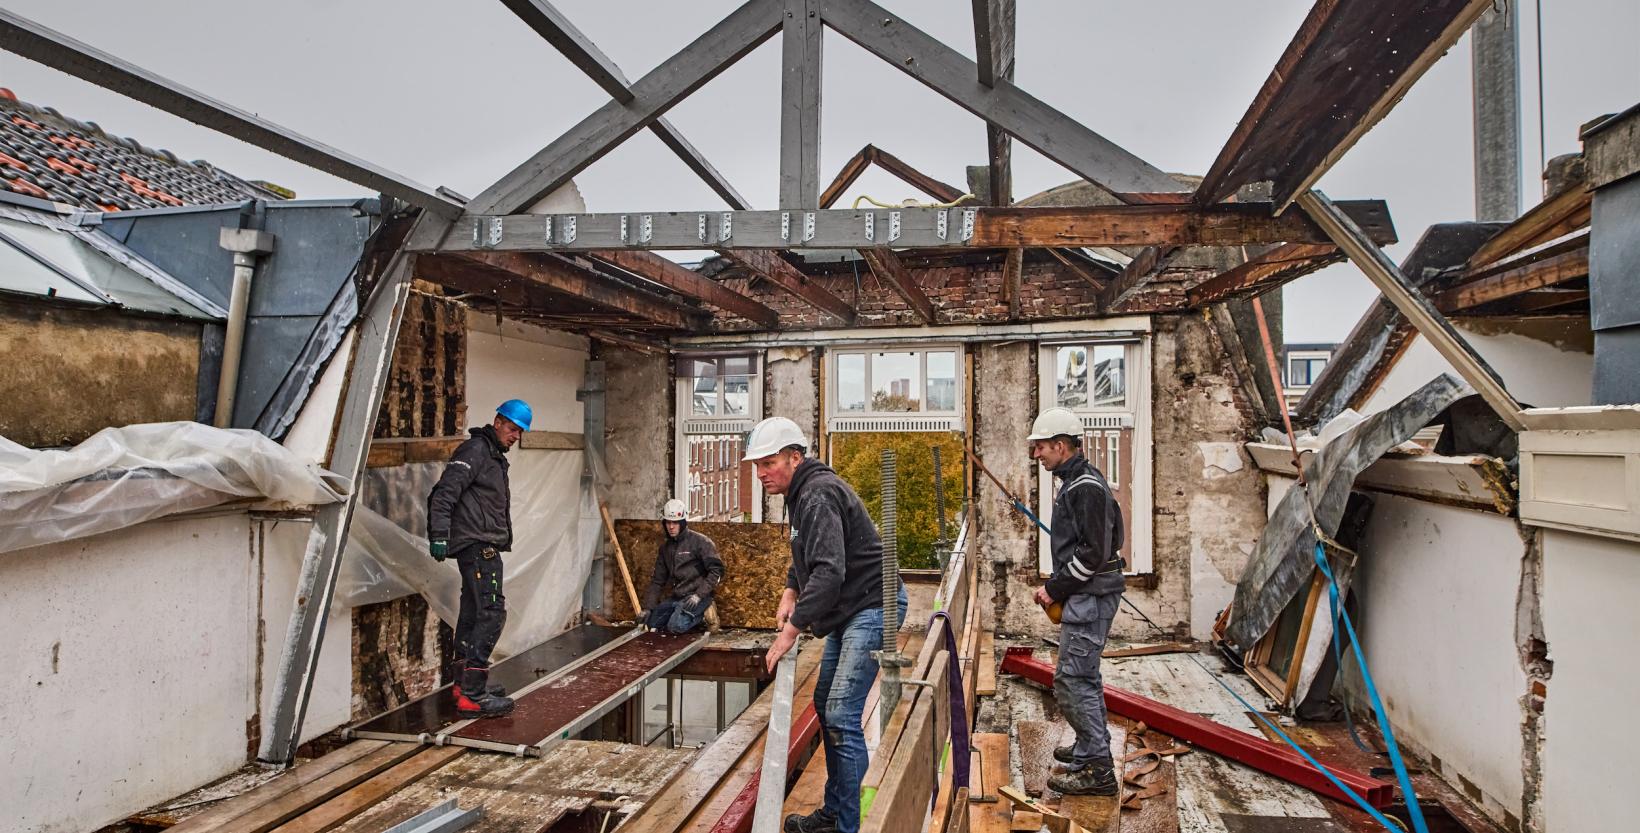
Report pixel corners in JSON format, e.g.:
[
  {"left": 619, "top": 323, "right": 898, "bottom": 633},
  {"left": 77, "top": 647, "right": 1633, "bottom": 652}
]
[
  {"left": 827, "top": 344, "right": 965, "bottom": 434},
  {"left": 675, "top": 352, "right": 764, "bottom": 522},
  {"left": 1036, "top": 338, "right": 1153, "bottom": 575},
  {"left": 1285, "top": 350, "right": 1330, "bottom": 389}
]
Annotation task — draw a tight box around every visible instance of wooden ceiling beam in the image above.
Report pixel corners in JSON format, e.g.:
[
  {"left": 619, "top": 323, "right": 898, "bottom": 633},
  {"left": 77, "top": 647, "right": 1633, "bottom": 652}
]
[
  {"left": 859, "top": 248, "right": 936, "bottom": 323},
  {"left": 716, "top": 249, "right": 856, "bottom": 324},
  {"left": 590, "top": 250, "right": 779, "bottom": 327},
  {"left": 1185, "top": 242, "right": 1340, "bottom": 306},
  {"left": 420, "top": 252, "right": 705, "bottom": 331},
  {"left": 1098, "top": 245, "right": 1175, "bottom": 310},
  {"left": 1465, "top": 186, "right": 1592, "bottom": 270},
  {"left": 1437, "top": 244, "right": 1590, "bottom": 313}
]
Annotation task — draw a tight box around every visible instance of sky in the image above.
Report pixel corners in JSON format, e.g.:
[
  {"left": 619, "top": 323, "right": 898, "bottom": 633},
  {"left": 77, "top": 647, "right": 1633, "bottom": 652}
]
[{"left": 2, "top": 0, "right": 1636, "bottom": 343}]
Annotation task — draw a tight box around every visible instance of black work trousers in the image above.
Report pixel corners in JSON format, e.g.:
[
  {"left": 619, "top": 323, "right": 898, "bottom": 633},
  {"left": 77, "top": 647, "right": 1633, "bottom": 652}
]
[{"left": 453, "top": 543, "right": 507, "bottom": 669}]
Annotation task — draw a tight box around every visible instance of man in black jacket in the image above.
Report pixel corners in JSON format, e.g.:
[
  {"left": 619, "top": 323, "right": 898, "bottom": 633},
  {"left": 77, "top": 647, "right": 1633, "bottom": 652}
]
[
  {"left": 642, "top": 498, "right": 725, "bottom": 633},
  {"left": 427, "top": 398, "right": 532, "bottom": 719},
  {"left": 1028, "top": 407, "right": 1126, "bottom": 795},
  {"left": 750, "top": 417, "right": 906, "bottom": 833}
]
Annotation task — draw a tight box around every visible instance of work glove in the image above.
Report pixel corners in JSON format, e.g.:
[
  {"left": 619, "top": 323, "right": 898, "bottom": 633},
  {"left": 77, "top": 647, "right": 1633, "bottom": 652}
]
[
  {"left": 429, "top": 538, "right": 448, "bottom": 561},
  {"left": 682, "top": 594, "right": 703, "bottom": 614}
]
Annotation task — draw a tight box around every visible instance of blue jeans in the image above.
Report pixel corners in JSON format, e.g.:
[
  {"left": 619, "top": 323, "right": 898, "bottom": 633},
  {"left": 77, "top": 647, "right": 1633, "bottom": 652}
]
[
  {"left": 813, "top": 586, "right": 908, "bottom": 833},
  {"left": 643, "top": 598, "right": 705, "bottom": 633}
]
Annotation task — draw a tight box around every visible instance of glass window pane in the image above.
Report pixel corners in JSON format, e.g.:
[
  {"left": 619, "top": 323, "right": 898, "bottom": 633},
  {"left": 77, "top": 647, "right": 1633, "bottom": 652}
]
[
  {"left": 837, "top": 354, "right": 867, "bottom": 413},
  {"left": 722, "top": 374, "right": 753, "bottom": 416},
  {"left": 692, "top": 374, "right": 719, "bottom": 416},
  {"left": 1056, "top": 346, "right": 1088, "bottom": 409},
  {"left": 720, "top": 355, "right": 754, "bottom": 375},
  {"left": 870, "top": 352, "right": 920, "bottom": 412},
  {"left": 925, "top": 351, "right": 957, "bottom": 412},
  {"left": 1091, "top": 345, "right": 1126, "bottom": 408}
]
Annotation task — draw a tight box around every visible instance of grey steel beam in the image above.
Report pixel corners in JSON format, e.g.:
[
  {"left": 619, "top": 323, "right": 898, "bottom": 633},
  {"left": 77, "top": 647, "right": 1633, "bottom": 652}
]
[
  {"left": 779, "top": 0, "right": 824, "bottom": 209},
  {"left": 821, "top": 0, "right": 1184, "bottom": 197},
  {"left": 1297, "top": 191, "right": 1525, "bottom": 432},
  {"left": 469, "top": 0, "right": 782, "bottom": 215},
  {"left": 0, "top": 9, "right": 461, "bottom": 219},
  {"left": 498, "top": 0, "right": 752, "bottom": 210},
  {"left": 421, "top": 201, "right": 1395, "bottom": 253},
  {"left": 260, "top": 212, "right": 450, "bottom": 765}
]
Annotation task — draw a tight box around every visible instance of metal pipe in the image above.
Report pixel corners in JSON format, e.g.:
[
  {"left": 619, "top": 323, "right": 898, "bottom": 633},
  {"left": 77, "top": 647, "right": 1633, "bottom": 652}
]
[{"left": 213, "top": 227, "right": 275, "bottom": 427}]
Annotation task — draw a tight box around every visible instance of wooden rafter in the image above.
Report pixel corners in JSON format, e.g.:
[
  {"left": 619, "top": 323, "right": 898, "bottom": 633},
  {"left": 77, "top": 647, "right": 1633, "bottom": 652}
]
[
  {"left": 717, "top": 249, "right": 856, "bottom": 324},
  {"left": 1097, "top": 245, "right": 1176, "bottom": 310},
  {"left": 1437, "top": 237, "right": 1590, "bottom": 313},
  {"left": 1466, "top": 185, "right": 1592, "bottom": 270},
  {"left": 1045, "top": 249, "right": 1105, "bottom": 291},
  {"left": 419, "top": 252, "right": 705, "bottom": 331},
  {"left": 1185, "top": 242, "right": 1341, "bottom": 306},
  {"left": 819, "top": 145, "right": 967, "bottom": 209},
  {"left": 1001, "top": 247, "right": 1024, "bottom": 320},
  {"left": 1195, "top": 0, "right": 1493, "bottom": 209},
  {"left": 859, "top": 248, "right": 936, "bottom": 323},
  {"left": 590, "top": 250, "right": 779, "bottom": 327}
]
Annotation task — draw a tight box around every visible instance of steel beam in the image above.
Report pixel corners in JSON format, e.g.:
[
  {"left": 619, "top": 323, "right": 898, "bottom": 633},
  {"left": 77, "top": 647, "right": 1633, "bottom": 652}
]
[
  {"left": 0, "top": 10, "right": 461, "bottom": 218},
  {"left": 1297, "top": 191, "right": 1525, "bottom": 431},
  {"left": 821, "top": 0, "right": 1183, "bottom": 197},
  {"left": 469, "top": 0, "right": 782, "bottom": 215},
  {"left": 426, "top": 201, "right": 1394, "bottom": 253},
  {"left": 779, "top": 0, "right": 824, "bottom": 209},
  {"left": 498, "top": 0, "right": 752, "bottom": 210},
  {"left": 999, "top": 647, "right": 1393, "bottom": 808},
  {"left": 261, "top": 212, "right": 447, "bottom": 765}
]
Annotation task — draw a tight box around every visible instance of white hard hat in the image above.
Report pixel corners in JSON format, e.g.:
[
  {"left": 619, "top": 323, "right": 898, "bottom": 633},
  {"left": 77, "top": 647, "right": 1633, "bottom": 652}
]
[
  {"left": 1027, "top": 407, "right": 1083, "bottom": 442},
  {"left": 662, "top": 499, "right": 687, "bottom": 521},
  {"left": 742, "top": 416, "right": 809, "bottom": 461}
]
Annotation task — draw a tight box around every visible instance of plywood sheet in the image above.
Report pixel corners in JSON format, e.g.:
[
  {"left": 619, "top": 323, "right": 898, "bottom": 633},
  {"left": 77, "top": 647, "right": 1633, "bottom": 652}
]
[{"left": 612, "top": 520, "right": 791, "bottom": 628}]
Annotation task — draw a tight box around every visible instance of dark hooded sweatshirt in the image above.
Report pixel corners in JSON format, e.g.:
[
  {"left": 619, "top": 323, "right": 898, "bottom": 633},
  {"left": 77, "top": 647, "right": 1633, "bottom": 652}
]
[
  {"left": 644, "top": 525, "right": 725, "bottom": 609},
  {"left": 426, "top": 425, "right": 513, "bottom": 552},
  {"left": 1043, "top": 453, "right": 1125, "bottom": 605},
  {"left": 783, "top": 459, "right": 888, "bottom": 637}
]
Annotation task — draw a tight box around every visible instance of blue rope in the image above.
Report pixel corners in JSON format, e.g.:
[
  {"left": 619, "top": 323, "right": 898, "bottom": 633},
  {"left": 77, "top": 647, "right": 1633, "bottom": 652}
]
[{"left": 1315, "top": 542, "right": 1429, "bottom": 833}]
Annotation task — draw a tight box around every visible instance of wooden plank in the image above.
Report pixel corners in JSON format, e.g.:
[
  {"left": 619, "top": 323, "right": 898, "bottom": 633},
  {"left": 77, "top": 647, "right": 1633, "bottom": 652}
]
[
  {"left": 970, "top": 202, "right": 1395, "bottom": 250},
  {"left": 971, "top": 734, "right": 1012, "bottom": 833},
  {"left": 719, "top": 249, "right": 856, "bottom": 324},
  {"left": 860, "top": 247, "right": 937, "bottom": 323},
  {"left": 976, "top": 630, "right": 997, "bottom": 696},
  {"left": 1185, "top": 242, "right": 1341, "bottom": 306},
  {"left": 1046, "top": 249, "right": 1105, "bottom": 291},
  {"left": 468, "top": 0, "right": 782, "bottom": 215},
  {"left": 592, "top": 250, "right": 779, "bottom": 327},
  {"left": 1437, "top": 243, "right": 1589, "bottom": 312},
  {"left": 1102, "top": 641, "right": 1196, "bottom": 659},
  {"left": 1098, "top": 245, "right": 1173, "bottom": 310},
  {"left": 425, "top": 251, "right": 704, "bottom": 331},
  {"left": 1194, "top": 0, "right": 1493, "bottom": 208},
  {"left": 1467, "top": 183, "right": 1592, "bottom": 269},
  {"left": 168, "top": 743, "right": 422, "bottom": 833},
  {"left": 821, "top": 0, "right": 1183, "bottom": 197},
  {"left": 871, "top": 146, "right": 968, "bottom": 204},
  {"left": 861, "top": 654, "right": 949, "bottom": 833},
  {"left": 520, "top": 430, "right": 585, "bottom": 451},
  {"left": 160, "top": 742, "right": 388, "bottom": 833},
  {"left": 271, "top": 747, "right": 465, "bottom": 833},
  {"left": 1298, "top": 191, "right": 1525, "bottom": 432}
]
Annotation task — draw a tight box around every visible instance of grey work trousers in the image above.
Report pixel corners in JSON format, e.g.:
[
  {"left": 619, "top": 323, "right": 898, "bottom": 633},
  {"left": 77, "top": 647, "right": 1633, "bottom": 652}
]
[{"left": 1054, "top": 592, "right": 1121, "bottom": 769}]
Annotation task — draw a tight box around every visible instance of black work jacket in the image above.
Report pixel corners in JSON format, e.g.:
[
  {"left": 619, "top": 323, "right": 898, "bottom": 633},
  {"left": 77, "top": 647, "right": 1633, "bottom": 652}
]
[
  {"left": 784, "top": 459, "right": 888, "bottom": 637},
  {"left": 644, "top": 526, "right": 725, "bottom": 608},
  {"left": 427, "top": 425, "right": 513, "bottom": 552},
  {"left": 1044, "top": 453, "right": 1125, "bottom": 604}
]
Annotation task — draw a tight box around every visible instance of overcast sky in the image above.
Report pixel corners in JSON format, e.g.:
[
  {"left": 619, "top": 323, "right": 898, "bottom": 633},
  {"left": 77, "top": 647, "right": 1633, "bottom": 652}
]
[{"left": 2, "top": 0, "right": 1636, "bottom": 342}]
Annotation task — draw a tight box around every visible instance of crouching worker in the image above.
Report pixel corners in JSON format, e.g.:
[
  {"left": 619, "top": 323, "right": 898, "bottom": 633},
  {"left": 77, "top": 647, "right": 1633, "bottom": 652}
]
[
  {"left": 1028, "top": 407, "right": 1127, "bottom": 795},
  {"left": 641, "top": 498, "right": 724, "bottom": 633},
  {"left": 427, "top": 398, "right": 532, "bottom": 719},
  {"left": 751, "top": 417, "right": 907, "bottom": 833}
]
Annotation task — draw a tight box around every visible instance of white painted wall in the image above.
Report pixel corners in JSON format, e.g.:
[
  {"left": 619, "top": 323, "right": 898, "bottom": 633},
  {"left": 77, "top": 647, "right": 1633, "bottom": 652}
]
[
  {"left": 282, "top": 330, "right": 355, "bottom": 465},
  {"left": 1362, "top": 323, "right": 1593, "bottom": 415},
  {"left": 1344, "top": 494, "right": 1526, "bottom": 816},
  {"left": 465, "top": 312, "right": 589, "bottom": 433},
  {"left": 1539, "top": 529, "right": 1640, "bottom": 832},
  {"left": 259, "top": 517, "right": 354, "bottom": 744},
  {"left": 0, "top": 514, "right": 257, "bottom": 833}
]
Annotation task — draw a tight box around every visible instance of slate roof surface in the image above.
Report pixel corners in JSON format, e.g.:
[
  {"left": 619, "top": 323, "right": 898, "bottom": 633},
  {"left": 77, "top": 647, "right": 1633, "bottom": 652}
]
[{"left": 0, "top": 88, "right": 285, "bottom": 211}]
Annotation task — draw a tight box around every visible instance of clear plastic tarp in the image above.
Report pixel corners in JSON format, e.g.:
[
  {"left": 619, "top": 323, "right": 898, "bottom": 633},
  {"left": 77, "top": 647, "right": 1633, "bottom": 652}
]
[{"left": 0, "top": 422, "right": 346, "bottom": 555}]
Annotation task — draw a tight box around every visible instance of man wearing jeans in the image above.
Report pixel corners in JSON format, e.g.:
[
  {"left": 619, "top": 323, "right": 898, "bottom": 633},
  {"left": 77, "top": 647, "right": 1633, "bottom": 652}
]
[
  {"left": 1028, "top": 407, "right": 1126, "bottom": 795},
  {"left": 750, "top": 417, "right": 905, "bottom": 833},
  {"left": 641, "top": 498, "right": 724, "bottom": 633}
]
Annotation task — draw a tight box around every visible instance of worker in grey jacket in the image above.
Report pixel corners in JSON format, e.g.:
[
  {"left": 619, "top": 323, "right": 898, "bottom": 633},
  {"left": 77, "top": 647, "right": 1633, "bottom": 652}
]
[
  {"left": 1028, "top": 407, "right": 1126, "bottom": 796},
  {"left": 642, "top": 498, "right": 725, "bottom": 633}
]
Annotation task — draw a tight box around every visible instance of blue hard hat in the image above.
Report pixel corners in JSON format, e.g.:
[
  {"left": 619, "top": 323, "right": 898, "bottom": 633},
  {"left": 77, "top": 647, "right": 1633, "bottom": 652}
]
[{"left": 496, "top": 399, "right": 533, "bottom": 432}]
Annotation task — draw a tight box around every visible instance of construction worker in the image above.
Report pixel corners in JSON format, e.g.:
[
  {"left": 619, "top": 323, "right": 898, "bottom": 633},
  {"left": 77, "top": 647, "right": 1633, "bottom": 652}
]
[
  {"left": 641, "top": 498, "right": 725, "bottom": 633},
  {"left": 427, "top": 398, "right": 532, "bottom": 719},
  {"left": 750, "top": 417, "right": 907, "bottom": 833},
  {"left": 1028, "top": 406, "right": 1127, "bottom": 796}
]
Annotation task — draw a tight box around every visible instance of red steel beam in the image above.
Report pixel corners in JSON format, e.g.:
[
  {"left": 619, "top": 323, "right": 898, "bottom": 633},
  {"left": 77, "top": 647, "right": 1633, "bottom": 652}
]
[
  {"left": 709, "top": 702, "right": 823, "bottom": 833},
  {"left": 1000, "top": 647, "right": 1392, "bottom": 808}
]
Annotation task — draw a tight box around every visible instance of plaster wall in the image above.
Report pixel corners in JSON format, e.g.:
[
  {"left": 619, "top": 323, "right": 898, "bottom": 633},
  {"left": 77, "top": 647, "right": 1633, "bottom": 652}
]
[
  {"left": 466, "top": 314, "right": 589, "bottom": 433},
  {"left": 764, "top": 346, "right": 819, "bottom": 522},
  {"left": 1344, "top": 495, "right": 1527, "bottom": 819},
  {"left": 973, "top": 341, "right": 1045, "bottom": 637},
  {"left": 603, "top": 345, "right": 671, "bottom": 520},
  {"left": 1539, "top": 529, "right": 1640, "bottom": 833},
  {"left": 1363, "top": 321, "right": 1594, "bottom": 415},
  {"left": 282, "top": 329, "right": 354, "bottom": 465}
]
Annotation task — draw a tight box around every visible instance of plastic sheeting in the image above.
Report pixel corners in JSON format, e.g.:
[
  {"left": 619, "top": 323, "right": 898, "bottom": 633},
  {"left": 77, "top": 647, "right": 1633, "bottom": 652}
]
[
  {"left": 0, "top": 422, "right": 345, "bottom": 555},
  {"left": 337, "top": 448, "right": 598, "bottom": 659}
]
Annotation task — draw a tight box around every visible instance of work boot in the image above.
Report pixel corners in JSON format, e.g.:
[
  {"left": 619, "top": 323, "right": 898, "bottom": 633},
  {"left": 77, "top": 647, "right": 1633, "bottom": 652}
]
[
  {"left": 455, "top": 667, "right": 515, "bottom": 718},
  {"left": 450, "top": 655, "right": 505, "bottom": 697},
  {"left": 783, "top": 808, "right": 837, "bottom": 833},
  {"left": 1053, "top": 744, "right": 1076, "bottom": 765},
  {"left": 1048, "top": 763, "right": 1119, "bottom": 797}
]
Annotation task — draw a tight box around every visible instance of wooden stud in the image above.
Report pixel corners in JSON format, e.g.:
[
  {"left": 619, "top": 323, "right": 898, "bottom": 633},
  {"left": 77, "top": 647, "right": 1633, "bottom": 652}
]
[{"left": 780, "top": 0, "right": 824, "bottom": 209}]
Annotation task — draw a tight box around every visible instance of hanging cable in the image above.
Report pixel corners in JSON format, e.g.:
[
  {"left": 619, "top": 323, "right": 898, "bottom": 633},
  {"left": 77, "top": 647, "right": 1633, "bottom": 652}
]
[{"left": 851, "top": 193, "right": 976, "bottom": 210}]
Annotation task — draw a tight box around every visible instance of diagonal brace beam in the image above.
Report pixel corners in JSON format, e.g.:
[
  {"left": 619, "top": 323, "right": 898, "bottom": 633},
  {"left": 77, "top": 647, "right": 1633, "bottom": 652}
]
[
  {"left": 719, "top": 249, "right": 855, "bottom": 324},
  {"left": 0, "top": 9, "right": 462, "bottom": 218},
  {"left": 470, "top": 0, "right": 782, "bottom": 215},
  {"left": 591, "top": 249, "right": 780, "bottom": 327},
  {"left": 1297, "top": 191, "right": 1524, "bottom": 431},
  {"left": 859, "top": 248, "right": 936, "bottom": 323}
]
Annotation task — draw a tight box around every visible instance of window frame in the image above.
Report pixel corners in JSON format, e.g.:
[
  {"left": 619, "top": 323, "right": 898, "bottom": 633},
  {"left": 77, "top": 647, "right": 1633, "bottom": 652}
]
[
  {"left": 675, "top": 351, "right": 764, "bottom": 522},
  {"left": 828, "top": 345, "right": 963, "bottom": 419}
]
